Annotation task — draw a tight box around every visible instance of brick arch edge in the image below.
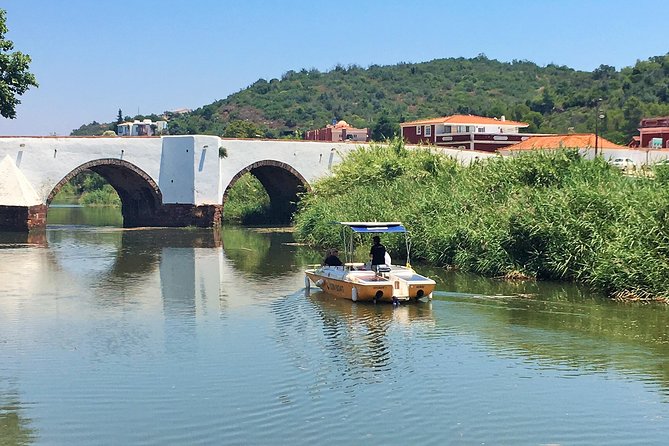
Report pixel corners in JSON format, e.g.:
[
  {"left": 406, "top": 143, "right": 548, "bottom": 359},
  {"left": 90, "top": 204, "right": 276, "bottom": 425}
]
[
  {"left": 46, "top": 158, "right": 162, "bottom": 205},
  {"left": 222, "top": 159, "right": 311, "bottom": 206}
]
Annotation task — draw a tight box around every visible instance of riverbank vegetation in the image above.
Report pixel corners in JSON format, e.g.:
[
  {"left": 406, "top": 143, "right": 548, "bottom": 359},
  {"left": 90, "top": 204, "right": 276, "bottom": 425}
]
[
  {"left": 222, "top": 173, "right": 270, "bottom": 224},
  {"left": 293, "top": 139, "right": 669, "bottom": 301},
  {"left": 50, "top": 172, "right": 120, "bottom": 207}
]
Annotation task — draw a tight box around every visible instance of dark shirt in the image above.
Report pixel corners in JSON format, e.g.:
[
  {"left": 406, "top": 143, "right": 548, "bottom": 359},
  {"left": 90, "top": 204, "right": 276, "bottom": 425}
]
[
  {"left": 323, "top": 255, "right": 343, "bottom": 266},
  {"left": 370, "top": 243, "right": 386, "bottom": 265}
]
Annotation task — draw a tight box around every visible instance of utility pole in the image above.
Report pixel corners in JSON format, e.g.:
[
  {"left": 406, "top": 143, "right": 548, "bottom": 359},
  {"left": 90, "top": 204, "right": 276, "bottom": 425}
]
[{"left": 594, "top": 98, "right": 603, "bottom": 157}]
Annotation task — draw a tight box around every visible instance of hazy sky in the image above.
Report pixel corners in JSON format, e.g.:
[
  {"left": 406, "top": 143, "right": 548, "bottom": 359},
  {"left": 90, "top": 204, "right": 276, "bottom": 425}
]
[{"left": 1, "top": 0, "right": 667, "bottom": 136}]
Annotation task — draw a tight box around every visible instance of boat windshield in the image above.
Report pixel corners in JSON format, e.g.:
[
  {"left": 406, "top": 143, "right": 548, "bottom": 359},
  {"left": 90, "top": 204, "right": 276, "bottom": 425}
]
[{"left": 336, "top": 221, "right": 411, "bottom": 266}]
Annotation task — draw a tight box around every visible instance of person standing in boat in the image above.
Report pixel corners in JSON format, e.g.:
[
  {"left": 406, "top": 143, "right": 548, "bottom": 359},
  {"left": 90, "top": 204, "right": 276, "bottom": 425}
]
[
  {"left": 369, "top": 236, "right": 386, "bottom": 272},
  {"left": 323, "top": 248, "right": 343, "bottom": 267}
]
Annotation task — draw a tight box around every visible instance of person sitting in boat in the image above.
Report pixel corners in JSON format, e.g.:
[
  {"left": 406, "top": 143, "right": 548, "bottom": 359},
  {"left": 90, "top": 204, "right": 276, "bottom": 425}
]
[
  {"left": 369, "top": 236, "right": 386, "bottom": 272},
  {"left": 323, "top": 248, "right": 343, "bottom": 267}
]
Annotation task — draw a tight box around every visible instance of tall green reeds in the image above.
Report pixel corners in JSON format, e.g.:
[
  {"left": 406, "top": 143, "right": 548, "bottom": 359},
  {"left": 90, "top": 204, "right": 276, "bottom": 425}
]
[{"left": 294, "top": 139, "right": 669, "bottom": 300}]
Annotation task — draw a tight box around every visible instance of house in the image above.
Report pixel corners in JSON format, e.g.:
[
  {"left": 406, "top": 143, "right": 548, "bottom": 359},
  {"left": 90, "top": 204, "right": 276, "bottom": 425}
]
[
  {"left": 400, "top": 114, "right": 530, "bottom": 152},
  {"left": 117, "top": 119, "right": 168, "bottom": 136},
  {"left": 304, "top": 120, "right": 369, "bottom": 142},
  {"left": 638, "top": 117, "right": 669, "bottom": 149},
  {"left": 628, "top": 135, "right": 640, "bottom": 148}
]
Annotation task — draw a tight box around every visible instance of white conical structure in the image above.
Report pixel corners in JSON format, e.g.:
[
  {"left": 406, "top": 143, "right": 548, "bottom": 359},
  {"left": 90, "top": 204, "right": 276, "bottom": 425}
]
[{"left": 0, "top": 155, "right": 42, "bottom": 206}]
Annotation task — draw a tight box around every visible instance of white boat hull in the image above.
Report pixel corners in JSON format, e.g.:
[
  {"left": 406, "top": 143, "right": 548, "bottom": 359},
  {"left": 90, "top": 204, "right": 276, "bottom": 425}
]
[{"left": 305, "top": 264, "right": 435, "bottom": 303}]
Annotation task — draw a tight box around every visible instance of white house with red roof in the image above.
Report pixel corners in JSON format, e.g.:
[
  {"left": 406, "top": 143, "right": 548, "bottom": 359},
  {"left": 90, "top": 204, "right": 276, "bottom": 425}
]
[{"left": 400, "top": 114, "right": 530, "bottom": 152}]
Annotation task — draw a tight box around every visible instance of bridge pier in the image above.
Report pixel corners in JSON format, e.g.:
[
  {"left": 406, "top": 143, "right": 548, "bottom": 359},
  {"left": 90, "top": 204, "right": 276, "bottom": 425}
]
[
  {"left": 0, "top": 204, "right": 47, "bottom": 232},
  {"left": 125, "top": 203, "right": 223, "bottom": 228}
]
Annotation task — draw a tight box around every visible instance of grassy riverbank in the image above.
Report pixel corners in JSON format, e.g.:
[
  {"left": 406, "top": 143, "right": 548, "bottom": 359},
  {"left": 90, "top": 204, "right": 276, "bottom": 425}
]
[{"left": 293, "top": 139, "right": 669, "bottom": 301}]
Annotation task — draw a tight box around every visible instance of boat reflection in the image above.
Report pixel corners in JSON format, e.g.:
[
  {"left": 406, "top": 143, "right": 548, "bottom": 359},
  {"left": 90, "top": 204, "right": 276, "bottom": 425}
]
[{"left": 304, "top": 290, "right": 434, "bottom": 379}]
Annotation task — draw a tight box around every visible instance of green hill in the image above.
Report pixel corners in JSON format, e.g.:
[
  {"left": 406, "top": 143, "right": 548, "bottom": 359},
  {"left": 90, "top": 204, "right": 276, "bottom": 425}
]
[{"left": 72, "top": 54, "right": 669, "bottom": 144}]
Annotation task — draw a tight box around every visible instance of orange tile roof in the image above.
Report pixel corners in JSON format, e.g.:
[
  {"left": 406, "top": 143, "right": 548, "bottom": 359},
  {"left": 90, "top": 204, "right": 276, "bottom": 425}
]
[
  {"left": 401, "top": 114, "right": 528, "bottom": 127},
  {"left": 504, "top": 134, "right": 627, "bottom": 151}
]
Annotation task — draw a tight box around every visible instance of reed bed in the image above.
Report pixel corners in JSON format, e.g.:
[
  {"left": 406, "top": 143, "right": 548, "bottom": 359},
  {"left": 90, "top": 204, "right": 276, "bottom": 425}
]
[{"left": 294, "top": 139, "right": 669, "bottom": 300}]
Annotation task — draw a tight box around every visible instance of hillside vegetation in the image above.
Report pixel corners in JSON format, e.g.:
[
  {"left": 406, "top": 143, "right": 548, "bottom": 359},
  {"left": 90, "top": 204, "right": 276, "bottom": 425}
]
[
  {"left": 73, "top": 54, "right": 669, "bottom": 145},
  {"left": 294, "top": 140, "right": 669, "bottom": 301}
]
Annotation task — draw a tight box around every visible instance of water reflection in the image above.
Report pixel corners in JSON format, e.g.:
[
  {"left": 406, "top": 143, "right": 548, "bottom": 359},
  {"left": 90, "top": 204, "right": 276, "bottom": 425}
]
[
  {"left": 220, "top": 226, "right": 319, "bottom": 278},
  {"left": 305, "top": 292, "right": 434, "bottom": 379},
  {"left": 0, "top": 391, "right": 36, "bottom": 445},
  {"left": 3, "top": 223, "right": 669, "bottom": 444},
  {"left": 0, "top": 231, "right": 47, "bottom": 248},
  {"left": 430, "top": 271, "right": 669, "bottom": 396},
  {"left": 2, "top": 226, "right": 669, "bottom": 393}
]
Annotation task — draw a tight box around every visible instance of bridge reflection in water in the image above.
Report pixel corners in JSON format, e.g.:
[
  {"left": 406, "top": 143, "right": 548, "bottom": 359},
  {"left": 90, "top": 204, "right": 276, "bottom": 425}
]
[{"left": 2, "top": 225, "right": 669, "bottom": 443}]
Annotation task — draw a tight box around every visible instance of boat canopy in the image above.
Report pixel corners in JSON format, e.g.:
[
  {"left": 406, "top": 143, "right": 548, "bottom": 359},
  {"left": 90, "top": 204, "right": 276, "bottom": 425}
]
[{"left": 338, "top": 222, "right": 407, "bottom": 233}]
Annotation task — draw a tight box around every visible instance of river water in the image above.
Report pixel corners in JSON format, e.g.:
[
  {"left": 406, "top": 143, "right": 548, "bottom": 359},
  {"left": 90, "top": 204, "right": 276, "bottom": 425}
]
[{"left": 1, "top": 208, "right": 669, "bottom": 445}]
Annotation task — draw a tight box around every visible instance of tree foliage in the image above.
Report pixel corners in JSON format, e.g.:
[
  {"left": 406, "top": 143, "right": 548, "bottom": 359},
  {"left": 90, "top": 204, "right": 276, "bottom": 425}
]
[
  {"left": 222, "top": 120, "right": 263, "bottom": 138},
  {"left": 0, "top": 9, "right": 38, "bottom": 119}
]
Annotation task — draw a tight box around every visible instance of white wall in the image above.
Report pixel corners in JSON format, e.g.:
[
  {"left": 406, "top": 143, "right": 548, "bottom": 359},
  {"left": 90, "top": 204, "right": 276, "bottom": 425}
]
[
  {"left": 0, "top": 136, "right": 163, "bottom": 203},
  {"left": 219, "top": 139, "right": 358, "bottom": 190},
  {"left": 159, "top": 136, "right": 195, "bottom": 204}
]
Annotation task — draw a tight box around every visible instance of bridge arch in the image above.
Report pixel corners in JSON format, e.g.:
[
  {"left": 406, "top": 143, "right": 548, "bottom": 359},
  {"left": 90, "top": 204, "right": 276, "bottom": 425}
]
[
  {"left": 47, "top": 158, "right": 162, "bottom": 227},
  {"left": 223, "top": 160, "right": 311, "bottom": 224}
]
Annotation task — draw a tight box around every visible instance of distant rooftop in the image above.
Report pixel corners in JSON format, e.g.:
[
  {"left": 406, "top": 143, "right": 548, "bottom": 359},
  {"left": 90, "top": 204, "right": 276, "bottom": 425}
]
[
  {"left": 401, "top": 114, "right": 528, "bottom": 127},
  {"left": 503, "top": 133, "right": 626, "bottom": 151}
]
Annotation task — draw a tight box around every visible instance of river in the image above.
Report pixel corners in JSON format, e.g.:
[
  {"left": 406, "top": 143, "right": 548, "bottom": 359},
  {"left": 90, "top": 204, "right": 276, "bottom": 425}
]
[{"left": 1, "top": 207, "right": 669, "bottom": 445}]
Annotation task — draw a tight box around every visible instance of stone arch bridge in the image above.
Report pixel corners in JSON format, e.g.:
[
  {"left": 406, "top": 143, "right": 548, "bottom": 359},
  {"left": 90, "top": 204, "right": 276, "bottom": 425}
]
[{"left": 0, "top": 136, "right": 376, "bottom": 231}]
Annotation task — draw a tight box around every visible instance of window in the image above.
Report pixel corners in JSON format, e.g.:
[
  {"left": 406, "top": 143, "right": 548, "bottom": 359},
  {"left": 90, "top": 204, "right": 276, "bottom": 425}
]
[
  {"left": 424, "top": 125, "right": 431, "bottom": 137},
  {"left": 444, "top": 125, "right": 452, "bottom": 133},
  {"left": 477, "top": 127, "right": 485, "bottom": 132},
  {"left": 416, "top": 125, "right": 421, "bottom": 135}
]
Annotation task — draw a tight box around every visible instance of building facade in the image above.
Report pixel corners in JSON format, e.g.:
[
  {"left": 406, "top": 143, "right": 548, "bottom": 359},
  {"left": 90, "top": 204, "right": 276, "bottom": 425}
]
[
  {"left": 304, "top": 120, "right": 369, "bottom": 142},
  {"left": 400, "top": 114, "right": 530, "bottom": 152},
  {"left": 638, "top": 117, "right": 669, "bottom": 149},
  {"left": 117, "top": 119, "right": 168, "bottom": 136}
]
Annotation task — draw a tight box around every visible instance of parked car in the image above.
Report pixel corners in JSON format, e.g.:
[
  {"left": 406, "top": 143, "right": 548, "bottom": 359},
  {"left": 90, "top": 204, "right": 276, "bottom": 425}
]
[{"left": 609, "top": 158, "right": 635, "bottom": 171}]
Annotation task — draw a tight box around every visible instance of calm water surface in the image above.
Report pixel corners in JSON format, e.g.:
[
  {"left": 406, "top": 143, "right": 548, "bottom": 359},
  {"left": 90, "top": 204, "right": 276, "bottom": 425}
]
[{"left": 1, "top": 208, "right": 669, "bottom": 445}]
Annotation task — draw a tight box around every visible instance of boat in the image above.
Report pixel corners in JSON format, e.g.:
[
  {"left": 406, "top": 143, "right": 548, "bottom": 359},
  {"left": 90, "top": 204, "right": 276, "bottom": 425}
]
[{"left": 304, "top": 222, "right": 436, "bottom": 304}]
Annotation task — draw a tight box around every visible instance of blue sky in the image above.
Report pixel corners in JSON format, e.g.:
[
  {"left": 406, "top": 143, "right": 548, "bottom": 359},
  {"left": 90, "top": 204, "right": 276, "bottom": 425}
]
[{"left": 1, "top": 0, "right": 668, "bottom": 136}]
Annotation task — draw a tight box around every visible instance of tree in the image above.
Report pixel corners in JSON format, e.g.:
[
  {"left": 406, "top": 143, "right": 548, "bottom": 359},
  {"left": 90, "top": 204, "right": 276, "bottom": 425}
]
[
  {"left": 0, "top": 9, "right": 38, "bottom": 119},
  {"left": 622, "top": 96, "right": 644, "bottom": 135},
  {"left": 371, "top": 114, "right": 397, "bottom": 141},
  {"left": 116, "top": 109, "right": 123, "bottom": 124},
  {"left": 223, "top": 120, "right": 262, "bottom": 138}
]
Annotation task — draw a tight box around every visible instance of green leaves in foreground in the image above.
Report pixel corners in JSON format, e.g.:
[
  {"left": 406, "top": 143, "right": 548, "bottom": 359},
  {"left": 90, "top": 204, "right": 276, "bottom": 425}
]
[{"left": 294, "top": 142, "right": 669, "bottom": 299}]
